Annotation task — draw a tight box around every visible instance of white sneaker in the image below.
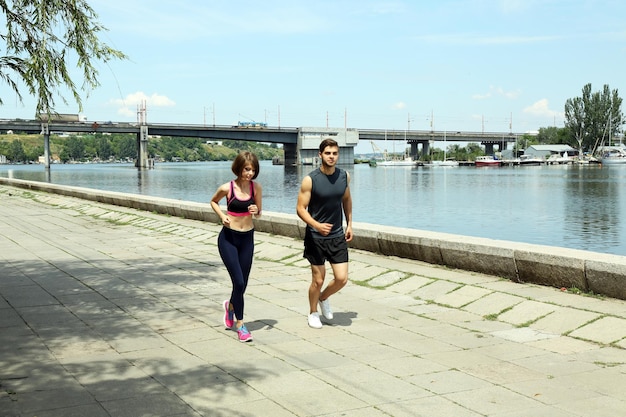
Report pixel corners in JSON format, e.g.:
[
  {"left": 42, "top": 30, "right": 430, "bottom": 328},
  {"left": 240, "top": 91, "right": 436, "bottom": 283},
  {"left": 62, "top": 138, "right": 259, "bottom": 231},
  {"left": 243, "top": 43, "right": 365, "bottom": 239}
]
[
  {"left": 308, "top": 312, "right": 322, "bottom": 329},
  {"left": 319, "top": 298, "right": 333, "bottom": 320}
]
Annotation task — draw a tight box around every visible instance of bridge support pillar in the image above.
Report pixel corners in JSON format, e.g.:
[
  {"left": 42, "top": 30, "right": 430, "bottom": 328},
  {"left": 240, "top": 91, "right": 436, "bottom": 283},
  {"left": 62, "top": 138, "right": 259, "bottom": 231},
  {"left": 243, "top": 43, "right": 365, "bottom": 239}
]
[
  {"left": 483, "top": 141, "right": 508, "bottom": 156},
  {"left": 410, "top": 142, "right": 418, "bottom": 160},
  {"left": 136, "top": 125, "right": 149, "bottom": 168},
  {"left": 296, "top": 127, "right": 357, "bottom": 165},
  {"left": 411, "top": 139, "right": 430, "bottom": 160},
  {"left": 283, "top": 143, "right": 297, "bottom": 166}
]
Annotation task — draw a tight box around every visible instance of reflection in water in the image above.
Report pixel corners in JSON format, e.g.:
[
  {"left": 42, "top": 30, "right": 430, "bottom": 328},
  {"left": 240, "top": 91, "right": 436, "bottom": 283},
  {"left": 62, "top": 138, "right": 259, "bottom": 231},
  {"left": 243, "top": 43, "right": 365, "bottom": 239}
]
[
  {"left": 564, "top": 167, "right": 620, "bottom": 250},
  {"left": 1, "top": 161, "right": 625, "bottom": 255},
  {"left": 137, "top": 168, "right": 147, "bottom": 193},
  {"left": 282, "top": 165, "right": 301, "bottom": 192}
]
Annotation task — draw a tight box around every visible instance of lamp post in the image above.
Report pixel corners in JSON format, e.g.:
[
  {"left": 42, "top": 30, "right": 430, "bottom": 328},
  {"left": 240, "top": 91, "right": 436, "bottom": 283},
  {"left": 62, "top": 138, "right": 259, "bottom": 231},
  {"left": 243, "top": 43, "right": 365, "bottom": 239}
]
[
  {"left": 406, "top": 113, "right": 416, "bottom": 159},
  {"left": 429, "top": 110, "right": 434, "bottom": 132}
]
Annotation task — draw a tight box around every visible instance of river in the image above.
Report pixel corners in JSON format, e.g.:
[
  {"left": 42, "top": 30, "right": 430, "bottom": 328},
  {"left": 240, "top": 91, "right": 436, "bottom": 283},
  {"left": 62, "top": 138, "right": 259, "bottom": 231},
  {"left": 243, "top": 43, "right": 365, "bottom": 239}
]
[{"left": 1, "top": 161, "right": 625, "bottom": 256}]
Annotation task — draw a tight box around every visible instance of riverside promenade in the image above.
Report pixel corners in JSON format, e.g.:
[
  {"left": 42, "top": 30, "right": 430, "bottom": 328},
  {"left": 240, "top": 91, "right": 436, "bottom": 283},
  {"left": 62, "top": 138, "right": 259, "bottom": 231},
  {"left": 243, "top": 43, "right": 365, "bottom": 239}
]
[{"left": 1, "top": 183, "right": 625, "bottom": 417}]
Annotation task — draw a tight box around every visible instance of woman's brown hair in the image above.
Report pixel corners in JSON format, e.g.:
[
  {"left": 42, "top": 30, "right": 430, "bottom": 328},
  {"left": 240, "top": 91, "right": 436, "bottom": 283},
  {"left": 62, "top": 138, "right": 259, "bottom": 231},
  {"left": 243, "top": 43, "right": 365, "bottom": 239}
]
[{"left": 231, "top": 151, "right": 260, "bottom": 179}]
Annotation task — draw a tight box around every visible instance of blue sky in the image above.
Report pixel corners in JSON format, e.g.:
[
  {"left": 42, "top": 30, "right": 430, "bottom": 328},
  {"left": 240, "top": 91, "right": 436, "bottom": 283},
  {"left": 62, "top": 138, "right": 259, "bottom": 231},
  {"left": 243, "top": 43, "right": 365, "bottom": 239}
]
[{"left": 2, "top": 0, "right": 625, "bottom": 153}]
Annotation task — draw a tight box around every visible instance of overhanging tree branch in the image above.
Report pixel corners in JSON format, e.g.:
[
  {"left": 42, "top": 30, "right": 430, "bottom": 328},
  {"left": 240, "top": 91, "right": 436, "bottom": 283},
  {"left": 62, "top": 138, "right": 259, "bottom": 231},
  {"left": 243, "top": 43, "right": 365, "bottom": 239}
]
[{"left": 0, "top": 0, "right": 127, "bottom": 114}]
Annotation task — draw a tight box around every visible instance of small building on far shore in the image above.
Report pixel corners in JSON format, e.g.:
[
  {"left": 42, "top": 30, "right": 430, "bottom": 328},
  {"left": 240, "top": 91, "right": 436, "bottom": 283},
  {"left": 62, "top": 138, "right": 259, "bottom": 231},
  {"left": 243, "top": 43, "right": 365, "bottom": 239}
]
[{"left": 523, "top": 144, "right": 578, "bottom": 159}]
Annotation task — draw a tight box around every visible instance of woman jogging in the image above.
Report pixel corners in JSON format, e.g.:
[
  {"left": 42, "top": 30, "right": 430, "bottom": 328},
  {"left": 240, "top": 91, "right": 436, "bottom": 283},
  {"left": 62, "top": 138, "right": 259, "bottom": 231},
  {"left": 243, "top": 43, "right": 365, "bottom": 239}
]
[{"left": 210, "top": 151, "right": 262, "bottom": 342}]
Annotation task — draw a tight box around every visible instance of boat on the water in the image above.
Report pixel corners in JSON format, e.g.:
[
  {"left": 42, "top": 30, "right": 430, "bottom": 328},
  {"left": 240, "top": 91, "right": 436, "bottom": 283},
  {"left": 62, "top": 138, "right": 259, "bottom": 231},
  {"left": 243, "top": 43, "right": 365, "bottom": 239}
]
[
  {"left": 428, "top": 131, "right": 459, "bottom": 167},
  {"left": 427, "top": 159, "right": 459, "bottom": 167},
  {"left": 546, "top": 152, "right": 573, "bottom": 165},
  {"left": 474, "top": 155, "right": 501, "bottom": 167},
  {"left": 600, "top": 146, "right": 626, "bottom": 165},
  {"left": 377, "top": 155, "right": 417, "bottom": 166},
  {"left": 519, "top": 154, "right": 544, "bottom": 166},
  {"left": 370, "top": 139, "right": 417, "bottom": 167}
]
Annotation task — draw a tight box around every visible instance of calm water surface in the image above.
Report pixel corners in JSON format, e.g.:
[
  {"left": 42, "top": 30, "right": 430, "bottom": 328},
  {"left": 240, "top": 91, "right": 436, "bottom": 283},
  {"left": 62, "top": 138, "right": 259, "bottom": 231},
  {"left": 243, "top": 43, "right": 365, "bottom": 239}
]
[{"left": 2, "top": 161, "right": 625, "bottom": 256}]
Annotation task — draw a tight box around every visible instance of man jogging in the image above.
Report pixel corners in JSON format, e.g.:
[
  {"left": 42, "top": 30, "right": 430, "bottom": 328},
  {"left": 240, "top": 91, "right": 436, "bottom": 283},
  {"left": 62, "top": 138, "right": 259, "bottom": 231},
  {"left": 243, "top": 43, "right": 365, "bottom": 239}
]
[{"left": 296, "top": 138, "right": 353, "bottom": 329}]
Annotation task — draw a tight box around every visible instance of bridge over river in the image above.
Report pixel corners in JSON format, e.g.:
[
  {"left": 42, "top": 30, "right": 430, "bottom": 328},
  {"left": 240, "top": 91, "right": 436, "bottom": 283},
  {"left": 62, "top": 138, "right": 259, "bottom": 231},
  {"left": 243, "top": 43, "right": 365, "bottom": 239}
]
[{"left": 0, "top": 119, "right": 523, "bottom": 167}]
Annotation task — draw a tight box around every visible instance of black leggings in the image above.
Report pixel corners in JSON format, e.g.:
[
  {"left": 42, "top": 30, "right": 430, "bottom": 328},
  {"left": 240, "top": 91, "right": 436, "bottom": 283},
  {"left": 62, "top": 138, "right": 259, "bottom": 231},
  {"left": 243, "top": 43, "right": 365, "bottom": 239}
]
[{"left": 218, "top": 227, "right": 254, "bottom": 320}]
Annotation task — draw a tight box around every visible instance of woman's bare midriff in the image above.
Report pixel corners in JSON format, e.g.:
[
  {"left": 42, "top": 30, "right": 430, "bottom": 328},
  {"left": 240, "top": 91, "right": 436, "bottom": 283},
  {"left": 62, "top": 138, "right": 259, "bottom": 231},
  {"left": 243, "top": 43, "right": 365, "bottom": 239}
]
[{"left": 227, "top": 216, "right": 254, "bottom": 232}]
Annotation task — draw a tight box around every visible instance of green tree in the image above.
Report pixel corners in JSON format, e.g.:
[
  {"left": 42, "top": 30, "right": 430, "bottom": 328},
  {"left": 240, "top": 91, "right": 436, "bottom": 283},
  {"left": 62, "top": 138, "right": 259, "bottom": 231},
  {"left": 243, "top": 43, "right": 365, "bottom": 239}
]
[
  {"left": 536, "top": 126, "right": 561, "bottom": 144},
  {"left": 65, "top": 136, "right": 85, "bottom": 160},
  {"left": 95, "top": 135, "right": 112, "bottom": 160},
  {"left": 465, "top": 143, "right": 482, "bottom": 159},
  {"left": 112, "top": 136, "right": 137, "bottom": 159},
  {"left": 564, "top": 83, "right": 624, "bottom": 152},
  {"left": 513, "top": 133, "right": 540, "bottom": 154},
  {"left": 446, "top": 144, "right": 461, "bottom": 160},
  {"left": 0, "top": 0, "right": 126, "bottom": 114},
  {"left": 24, "top": 144, "right": 43, "bottom": 161},
  {"left": 8, "top": 139, "right": 26, "bottom": 162}
]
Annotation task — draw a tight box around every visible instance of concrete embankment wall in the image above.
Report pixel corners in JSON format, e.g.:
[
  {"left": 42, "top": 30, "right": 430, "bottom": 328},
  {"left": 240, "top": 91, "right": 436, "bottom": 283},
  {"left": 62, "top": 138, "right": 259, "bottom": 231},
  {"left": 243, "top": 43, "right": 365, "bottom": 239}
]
[{"left": 2, "top": 177, "right": 625, "bottom": 301}]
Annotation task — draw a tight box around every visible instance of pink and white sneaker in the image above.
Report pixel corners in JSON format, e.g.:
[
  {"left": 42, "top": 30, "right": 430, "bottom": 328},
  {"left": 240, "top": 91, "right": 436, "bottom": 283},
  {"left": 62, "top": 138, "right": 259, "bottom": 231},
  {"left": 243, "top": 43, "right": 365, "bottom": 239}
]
[
  {"left": 237, "top": 324, "right": 253, "bottom": 342},
  {"left": 223, "top": 300, "right": 234, "bottom": 329}
]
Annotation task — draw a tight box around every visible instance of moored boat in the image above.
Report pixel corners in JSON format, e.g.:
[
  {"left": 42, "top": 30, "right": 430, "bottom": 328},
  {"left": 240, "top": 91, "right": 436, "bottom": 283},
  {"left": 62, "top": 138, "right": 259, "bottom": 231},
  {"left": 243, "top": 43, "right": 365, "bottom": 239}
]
[
  {"left": 377, "top": 156, "right": 417, "bottom": 166},
  {"left": 601, "top": 154, "right": 626, "bottom": 164},
  {"left": 600, "top": 146, "right": 626, "bottom": 164},
  {"left": 474, "top": 155, "right": 501, "bottom": 167},
  {"left": 370, "top": 138, "right": 418, "bottom": 167},
  {"left": 438, "top": 159, "right": 460, "bottom": 167},
  {"left": 546, "top": 152, "right": 573, "bottom": 165},
  {"left": 428, "top": 131, "right": 459, "bottom": 167},
  {"left": 427, "top": 158, "right": 459, "bottom": 167},
  {"left": 519, "top": 155, "right": 544, "bottom": 166}
]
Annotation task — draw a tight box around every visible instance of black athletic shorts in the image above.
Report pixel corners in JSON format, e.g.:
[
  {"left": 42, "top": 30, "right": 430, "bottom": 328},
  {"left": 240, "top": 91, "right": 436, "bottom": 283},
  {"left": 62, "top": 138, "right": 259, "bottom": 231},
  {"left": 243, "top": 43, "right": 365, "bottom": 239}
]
[{"left": 304, "top": 232, "right": 348, "bottom": 265}]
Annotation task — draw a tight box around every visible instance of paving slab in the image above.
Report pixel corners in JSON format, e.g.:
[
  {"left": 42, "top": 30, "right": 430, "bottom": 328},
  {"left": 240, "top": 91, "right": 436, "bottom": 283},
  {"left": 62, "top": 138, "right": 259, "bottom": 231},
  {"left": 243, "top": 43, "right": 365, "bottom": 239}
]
[{"left": 1, "top": 184, "right": 625, "bottom": 417}]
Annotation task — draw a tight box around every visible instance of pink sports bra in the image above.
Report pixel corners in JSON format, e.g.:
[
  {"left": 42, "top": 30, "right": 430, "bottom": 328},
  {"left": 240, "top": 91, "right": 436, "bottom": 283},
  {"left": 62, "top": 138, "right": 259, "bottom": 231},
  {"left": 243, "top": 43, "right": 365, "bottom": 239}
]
[{"left": 226, "top": 180, "right": 255, "bottom": 217}]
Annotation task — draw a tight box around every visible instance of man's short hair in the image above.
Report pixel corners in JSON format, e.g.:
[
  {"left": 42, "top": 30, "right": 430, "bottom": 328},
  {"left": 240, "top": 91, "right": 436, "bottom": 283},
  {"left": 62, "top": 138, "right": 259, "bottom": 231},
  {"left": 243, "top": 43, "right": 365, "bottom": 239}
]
[{"left": 319, "top": 138, "right": 339, "bottom": 153}]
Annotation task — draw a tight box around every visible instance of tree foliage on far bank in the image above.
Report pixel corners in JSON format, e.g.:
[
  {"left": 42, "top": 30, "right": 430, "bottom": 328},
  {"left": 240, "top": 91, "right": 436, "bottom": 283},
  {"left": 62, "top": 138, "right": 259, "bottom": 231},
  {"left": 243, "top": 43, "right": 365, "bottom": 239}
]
[
  {"left": 427, "top": 142, "right": 484, "bottom": 162},
  {"left": 148, "top": 137, "right": 282, "bottom": 162},
  {"left": 564, "top": 83, "right": 624, "bottom": 152},
  {"left": 0, "top": 133, "right": 283, "bottom": 163}
]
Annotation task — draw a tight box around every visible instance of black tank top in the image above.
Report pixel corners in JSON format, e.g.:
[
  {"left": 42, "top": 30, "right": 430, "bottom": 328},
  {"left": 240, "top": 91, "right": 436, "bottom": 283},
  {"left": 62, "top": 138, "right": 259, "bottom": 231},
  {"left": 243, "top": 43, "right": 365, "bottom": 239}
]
[{"left": 307, "top": 168, "right": 347, "bottom": 239}]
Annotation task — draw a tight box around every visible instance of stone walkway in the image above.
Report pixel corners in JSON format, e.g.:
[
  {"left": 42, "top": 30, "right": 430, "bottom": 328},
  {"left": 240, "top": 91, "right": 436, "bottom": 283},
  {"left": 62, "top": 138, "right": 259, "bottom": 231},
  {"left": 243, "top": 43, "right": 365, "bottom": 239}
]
[{"left": 0, "top": 184, "right": 625, "bottom": 417}]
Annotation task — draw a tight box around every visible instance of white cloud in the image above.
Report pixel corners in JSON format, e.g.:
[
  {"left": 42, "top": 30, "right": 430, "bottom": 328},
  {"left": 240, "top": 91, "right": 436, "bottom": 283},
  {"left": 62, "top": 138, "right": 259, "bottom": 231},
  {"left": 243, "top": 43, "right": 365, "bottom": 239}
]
[
  {"left": 109, "top": 92, "right": 175, "bottom": 118},
  {"left": 472, "top": 92, "right": 492, "bottom": 100},
  {"left": 498, "top": 87, "right": 521, "bottom": 99},
  {"left": 523, "top": 98, "right": 558, "bottom": 117},
  {"left": 392, "top": 102, "right": 406, "bottom": 110}
]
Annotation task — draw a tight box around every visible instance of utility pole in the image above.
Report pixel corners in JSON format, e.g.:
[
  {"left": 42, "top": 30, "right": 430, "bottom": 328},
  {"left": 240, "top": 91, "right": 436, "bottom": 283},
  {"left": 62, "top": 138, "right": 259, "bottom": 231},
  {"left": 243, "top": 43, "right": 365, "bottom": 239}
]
[{"left": 430, "top": 109, "right": 434, "bottom": 132}]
